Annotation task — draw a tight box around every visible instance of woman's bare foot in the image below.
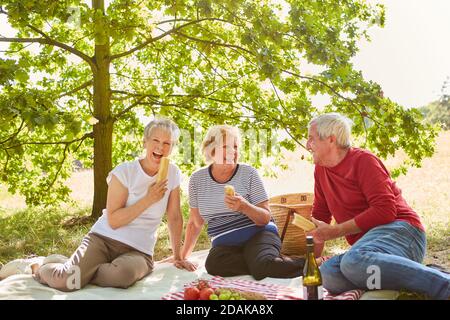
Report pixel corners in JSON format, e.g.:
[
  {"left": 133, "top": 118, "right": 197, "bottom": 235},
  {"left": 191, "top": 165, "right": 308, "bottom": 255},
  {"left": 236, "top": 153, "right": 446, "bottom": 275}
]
[
  {"left": 31, "top": 263, "right": 46, "bottom": 285},
  {"left": 30, "top": 263, "right": 39, "bottom": 275}
]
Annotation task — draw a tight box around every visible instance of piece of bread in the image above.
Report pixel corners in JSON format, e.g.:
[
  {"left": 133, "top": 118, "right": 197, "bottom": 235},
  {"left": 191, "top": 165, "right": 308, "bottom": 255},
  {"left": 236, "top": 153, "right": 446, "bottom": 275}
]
[
  {"left": 156, "top": 157, "right": 170, "bottom": 182},
  {"left": 216, "top": 287, "right": 267, "bottom": 300},
  {"left": 224, "top": 185, "right": 235, "bottom": 196},
  {"left": 292, "top": 213, "right": 316, "bottom": 232}
]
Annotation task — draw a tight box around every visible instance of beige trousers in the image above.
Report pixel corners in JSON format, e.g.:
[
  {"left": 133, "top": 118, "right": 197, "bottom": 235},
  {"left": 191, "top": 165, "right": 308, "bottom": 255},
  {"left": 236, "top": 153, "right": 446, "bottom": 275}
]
[{"left": 35, "top": 232, "right": 153, "bottom": 292}]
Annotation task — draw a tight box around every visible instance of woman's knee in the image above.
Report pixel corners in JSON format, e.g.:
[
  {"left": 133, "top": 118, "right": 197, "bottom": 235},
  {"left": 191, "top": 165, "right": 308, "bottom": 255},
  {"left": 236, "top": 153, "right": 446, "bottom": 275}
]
[
  {"left": 205, "top": 253, "right": 223, "bottom": 276},
  {"left": 111, "top": 264, "right": 141, "bottom": 288},
  {"left": 250, "top": 268, "right": 268, "bottom": 281},
  {"left": 247, "top": 256, "right": 273, "bottom": 280}
]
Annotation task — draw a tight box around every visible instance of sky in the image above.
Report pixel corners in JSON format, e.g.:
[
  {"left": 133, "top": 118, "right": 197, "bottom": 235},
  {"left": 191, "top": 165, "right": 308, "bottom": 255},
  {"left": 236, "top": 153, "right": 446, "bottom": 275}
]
[
  {"left": 1, "top": 0, "right": 449, "bottom": 109},
  {"left": 351, "top": 0, "right": 450, "bottom": 108}
]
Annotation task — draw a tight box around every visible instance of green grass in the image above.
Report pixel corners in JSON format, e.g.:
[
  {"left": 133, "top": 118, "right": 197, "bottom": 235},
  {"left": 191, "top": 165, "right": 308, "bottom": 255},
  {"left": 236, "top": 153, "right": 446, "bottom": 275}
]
[{"left": 0, "top": 205, "right": 91, "bottom": 266}]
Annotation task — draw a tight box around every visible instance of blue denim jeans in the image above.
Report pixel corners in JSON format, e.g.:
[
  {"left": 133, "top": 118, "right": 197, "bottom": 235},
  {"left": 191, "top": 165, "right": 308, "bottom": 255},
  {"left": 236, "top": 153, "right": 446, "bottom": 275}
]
[{"left": 320, "top": 220, "right": 450, "bottom": 300}]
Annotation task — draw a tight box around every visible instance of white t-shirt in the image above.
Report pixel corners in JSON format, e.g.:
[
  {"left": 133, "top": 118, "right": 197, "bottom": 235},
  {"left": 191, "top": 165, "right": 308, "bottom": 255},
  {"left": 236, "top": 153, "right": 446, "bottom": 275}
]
[{"left": 90, "top": 159, "right": 182, "bottom": 256}]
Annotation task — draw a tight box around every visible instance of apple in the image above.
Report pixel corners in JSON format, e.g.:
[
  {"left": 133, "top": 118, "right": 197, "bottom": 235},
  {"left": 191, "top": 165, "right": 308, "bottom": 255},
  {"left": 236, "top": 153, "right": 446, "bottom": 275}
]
[
  {"left": 184, "top": 287, "right": 200, "bottom": 300},
  {"left": 197, "top": 279, "right": 210, "bottom": 290},
  {"left": 199, "top": 287, "right": 215, "bottom": 300},
  {"left": 209, "top": 294, "right": 219, "bottom": 300}
]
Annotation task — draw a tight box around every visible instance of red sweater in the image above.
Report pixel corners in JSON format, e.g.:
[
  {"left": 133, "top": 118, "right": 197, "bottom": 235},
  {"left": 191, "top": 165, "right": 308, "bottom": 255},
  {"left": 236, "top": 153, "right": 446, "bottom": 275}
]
[{"left": 312, "top": 147, "right": 424, "bottom": 245}]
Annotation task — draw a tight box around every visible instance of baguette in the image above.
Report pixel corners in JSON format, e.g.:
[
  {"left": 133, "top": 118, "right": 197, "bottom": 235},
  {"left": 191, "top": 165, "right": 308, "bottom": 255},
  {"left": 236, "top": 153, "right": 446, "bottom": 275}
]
[
  {"left": 156, "top": 157, "right": 170, "bottom": 183},
  {"left": 292, "top": 213, "right": 316, "bottom": 232},
  {"left": 224, "top": 185, "right": 235, "bottom": 196}
]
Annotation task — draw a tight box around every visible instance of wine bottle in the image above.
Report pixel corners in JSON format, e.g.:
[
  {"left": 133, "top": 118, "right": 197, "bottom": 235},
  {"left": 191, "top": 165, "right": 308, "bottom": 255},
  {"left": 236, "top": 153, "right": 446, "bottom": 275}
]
[{"left": 302, "top": 235, "right": 323, "bottom": 300}]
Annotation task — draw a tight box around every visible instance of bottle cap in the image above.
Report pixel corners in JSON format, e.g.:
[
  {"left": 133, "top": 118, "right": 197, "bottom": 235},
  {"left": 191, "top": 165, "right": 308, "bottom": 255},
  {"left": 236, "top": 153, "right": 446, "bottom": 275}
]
[{"left": 306, "top": 235, "right": 314, "bottom": 245}]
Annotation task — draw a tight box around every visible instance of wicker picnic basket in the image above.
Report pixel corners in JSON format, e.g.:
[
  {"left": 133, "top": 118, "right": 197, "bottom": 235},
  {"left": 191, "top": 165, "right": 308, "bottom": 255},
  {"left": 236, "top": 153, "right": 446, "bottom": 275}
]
[{"left": 269, "top": 193, "right": 314, "bottom": 257}]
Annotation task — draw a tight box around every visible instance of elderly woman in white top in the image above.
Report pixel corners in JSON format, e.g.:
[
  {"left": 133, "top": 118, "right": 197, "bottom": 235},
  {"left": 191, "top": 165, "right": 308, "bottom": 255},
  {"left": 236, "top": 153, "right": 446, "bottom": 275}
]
[{"left": 33, "top": 118, "right": 195, "bottom": 292}]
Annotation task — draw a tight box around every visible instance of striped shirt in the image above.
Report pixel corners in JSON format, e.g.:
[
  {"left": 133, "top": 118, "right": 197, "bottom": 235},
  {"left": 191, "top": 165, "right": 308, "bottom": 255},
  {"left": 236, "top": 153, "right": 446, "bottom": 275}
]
[{"left": 189, "top": 163, "right": 275, "bottom": 242}]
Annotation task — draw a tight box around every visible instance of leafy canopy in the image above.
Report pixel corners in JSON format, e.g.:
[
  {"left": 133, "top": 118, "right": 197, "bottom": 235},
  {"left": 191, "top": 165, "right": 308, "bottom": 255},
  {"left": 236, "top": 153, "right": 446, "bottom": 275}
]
[{"left": 0, "top": 0, "right": 438, "bottom": 206}]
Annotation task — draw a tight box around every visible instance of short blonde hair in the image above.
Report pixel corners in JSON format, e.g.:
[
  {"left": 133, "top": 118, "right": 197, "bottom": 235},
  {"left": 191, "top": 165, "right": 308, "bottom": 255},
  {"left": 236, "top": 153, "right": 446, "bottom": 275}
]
[
  {"left": 201, "top": 125, "right": 241, "bottom": 163},
  {"left": 143, "top": 118, "right": 180, "bottom": 145},
  {"left": 308, "top": 113, "right": 353, "bottom": 148}
]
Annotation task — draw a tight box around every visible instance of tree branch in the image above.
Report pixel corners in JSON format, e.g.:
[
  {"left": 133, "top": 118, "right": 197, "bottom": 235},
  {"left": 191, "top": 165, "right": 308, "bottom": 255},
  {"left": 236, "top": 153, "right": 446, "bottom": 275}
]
[
  {"left": 45, "top": 132, "right": 91, "bottom": 192},
  {"left": 281, "top": 69, "right": 383, "bottom": 129},
  {"left": 58, "top": 80, "right": 93, "bottom": 98},
  {"left": 2, "top": 148, "right": 11, "bottom": 175},
  {"left": 113, "top": 96, "right": 147, "bottom": 120},
  {"left": 4, "top": 132, "right": 94, "bottom": 150},
  {"left": 0, "top": 119, "right": 25, "bottom": 146},
  {"left": 110, "top": 18, "right": 236, "bottom": 60},
  {"left": 0, "top": 36, "right": 95, "bottom": 69},
  {"left": 112, "top": 66, "right": 255, "bottom": 119},
  {"left": 111, "top": 90, "right": 158, "bottom": 98},
  {"left": 45, "top": 142, "right": 70, "bottom": 192},
  {"left": 0, "top": 42, "right": 33, "bottom": 53},
  {"left": 171, "top": 30, "right": 253, "bottom": 55},
  {"left": 0, "top": 14, "right": 94, "bottom": 69}
]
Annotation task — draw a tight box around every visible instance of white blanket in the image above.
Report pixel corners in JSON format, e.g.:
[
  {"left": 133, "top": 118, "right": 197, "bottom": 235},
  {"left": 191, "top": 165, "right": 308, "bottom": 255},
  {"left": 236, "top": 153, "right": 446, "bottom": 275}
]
[
  {"left": 0, "top": 250, "right": 303, "bottom": 300},
  {"left": 0, "top": 250, "right": 396, "bottom": 300}
]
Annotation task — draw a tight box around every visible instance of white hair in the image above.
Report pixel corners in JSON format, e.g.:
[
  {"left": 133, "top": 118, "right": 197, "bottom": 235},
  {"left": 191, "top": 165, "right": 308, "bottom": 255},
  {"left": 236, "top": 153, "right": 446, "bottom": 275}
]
[
  {"left": 308, "top": 113, "right": 353, "bottom": 148},
  {"left": 143, "top": 118, "right": 180, "bottom": 144},
  {"left": 201, "top": 125, "right": 241, "bottom": 163}
]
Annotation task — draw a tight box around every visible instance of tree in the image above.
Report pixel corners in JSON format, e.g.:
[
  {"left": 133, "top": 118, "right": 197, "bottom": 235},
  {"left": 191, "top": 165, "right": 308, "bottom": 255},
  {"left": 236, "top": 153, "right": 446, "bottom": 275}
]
[
  {"left": 419, "top": 77, "right": 450, "bottom": 129},
  {"left": 0, "top": 0, "right": 438, "bottom": 218}
]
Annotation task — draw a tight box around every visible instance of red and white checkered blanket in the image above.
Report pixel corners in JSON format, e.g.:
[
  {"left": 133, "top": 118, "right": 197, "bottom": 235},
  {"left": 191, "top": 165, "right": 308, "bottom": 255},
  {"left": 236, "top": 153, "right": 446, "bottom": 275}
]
[{"left": 161, "top": 276, "right": 364, "bottom": 300}]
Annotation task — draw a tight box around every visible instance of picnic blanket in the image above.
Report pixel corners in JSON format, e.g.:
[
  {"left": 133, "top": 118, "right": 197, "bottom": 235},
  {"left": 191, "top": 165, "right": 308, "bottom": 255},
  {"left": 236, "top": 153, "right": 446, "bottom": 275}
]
[
  {"left": 0, "top": 250, "right": 370, "bottom": 300},
  {"left": 162, "top": 275, "right": 364, "bottom": 300}
]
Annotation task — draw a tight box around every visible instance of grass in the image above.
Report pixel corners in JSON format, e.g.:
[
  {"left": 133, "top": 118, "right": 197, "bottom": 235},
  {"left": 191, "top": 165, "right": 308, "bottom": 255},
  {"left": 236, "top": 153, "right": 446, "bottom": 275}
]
[{"left": 0, "top": 205, "right": 92, "bottom": 266}]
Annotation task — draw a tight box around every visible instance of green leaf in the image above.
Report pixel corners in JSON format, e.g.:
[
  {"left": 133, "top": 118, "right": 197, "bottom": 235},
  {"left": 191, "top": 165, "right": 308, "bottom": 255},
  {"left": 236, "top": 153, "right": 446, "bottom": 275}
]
[{"left": 14, "top": 69, "right": 29, "bottom": 82}]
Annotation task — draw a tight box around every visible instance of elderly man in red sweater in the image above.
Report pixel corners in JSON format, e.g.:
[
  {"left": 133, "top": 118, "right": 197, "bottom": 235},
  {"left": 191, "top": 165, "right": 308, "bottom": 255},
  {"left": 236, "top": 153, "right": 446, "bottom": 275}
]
[{"left": 307, "top": 113, "right": 449, "bottom": 300}]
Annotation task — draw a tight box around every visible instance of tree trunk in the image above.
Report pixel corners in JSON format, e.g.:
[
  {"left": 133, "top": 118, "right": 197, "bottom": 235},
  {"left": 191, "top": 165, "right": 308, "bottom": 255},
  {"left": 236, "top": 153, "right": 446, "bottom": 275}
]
[{"left": 91, "top": 0, "right": 112, "bottom": 219}]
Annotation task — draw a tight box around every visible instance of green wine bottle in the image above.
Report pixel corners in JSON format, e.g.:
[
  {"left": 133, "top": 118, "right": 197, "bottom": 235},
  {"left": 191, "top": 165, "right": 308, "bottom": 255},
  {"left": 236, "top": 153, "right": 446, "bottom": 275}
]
[{"left": 302, "top": 235, "right": 323, "bottom": 300}]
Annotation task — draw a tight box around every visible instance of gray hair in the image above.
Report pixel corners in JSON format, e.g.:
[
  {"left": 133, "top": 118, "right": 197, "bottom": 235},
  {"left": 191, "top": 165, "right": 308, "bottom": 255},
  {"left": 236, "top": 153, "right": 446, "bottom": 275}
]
[
  {"left": 143, "top": 118, "right": 180, "bottom": 144},
  {"left": 201, "top": 125, "right": 241, "bottom": 163},
  {"left": 308, "top": 113, "right": 353, "bottom": 148}
]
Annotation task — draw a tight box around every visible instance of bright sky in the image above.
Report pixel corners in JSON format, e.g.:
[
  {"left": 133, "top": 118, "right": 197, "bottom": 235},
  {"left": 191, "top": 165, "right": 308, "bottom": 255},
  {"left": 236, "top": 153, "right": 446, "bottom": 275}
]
[
  {"left": 1, "top": 0, "right": 449, "bottom": 108},
  {"left": 352, "top": 0, "right": 450, "bottom": 108}
]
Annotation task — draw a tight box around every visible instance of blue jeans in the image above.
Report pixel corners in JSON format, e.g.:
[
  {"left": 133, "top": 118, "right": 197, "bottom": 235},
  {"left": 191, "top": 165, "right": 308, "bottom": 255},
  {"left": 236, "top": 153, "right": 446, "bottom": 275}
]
[{"left": 320, "top": 221, "right": 450, "bottom": 300}]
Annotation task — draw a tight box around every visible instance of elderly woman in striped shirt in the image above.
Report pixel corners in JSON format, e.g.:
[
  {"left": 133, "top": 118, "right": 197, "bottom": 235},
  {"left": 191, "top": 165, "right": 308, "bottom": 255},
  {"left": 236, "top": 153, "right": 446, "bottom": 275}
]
[{"left": 180, "top": 125, "right": 305, "bottom": 280}]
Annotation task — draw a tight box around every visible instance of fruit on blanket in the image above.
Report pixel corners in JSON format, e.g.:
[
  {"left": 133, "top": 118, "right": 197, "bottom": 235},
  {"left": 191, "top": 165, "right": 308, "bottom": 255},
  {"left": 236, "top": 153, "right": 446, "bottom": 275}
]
[
  {"left": 184, "top": 287, "right": 200, "bottom": 300},
  {"left": 199, "top": 287, "right": 215, "bottom": 300},
  {"left": 219, "top": 290, "right": 231, "bottom": 300},
  {"left": 292, "top": 213, "right": 316, "bottom": 232},
  {"left": 231, "top": 292, "right": 241, "bottom": 300},
  {"left": 197, "top": 279, "right": 211, "bottom": 290},
  {"left": 224, "top": 185, "right": 235, "bottom": 196},
  {"left": 210, "top": 288, "right": 266, "bottom": 300},
  {"left": 156, "top": 157, "right": 170, "bottom": 183}
]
